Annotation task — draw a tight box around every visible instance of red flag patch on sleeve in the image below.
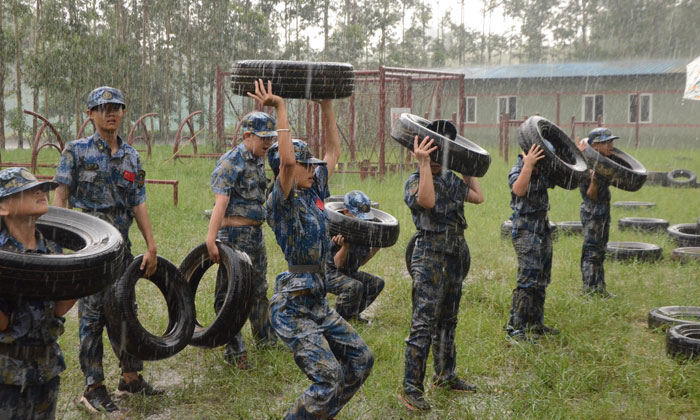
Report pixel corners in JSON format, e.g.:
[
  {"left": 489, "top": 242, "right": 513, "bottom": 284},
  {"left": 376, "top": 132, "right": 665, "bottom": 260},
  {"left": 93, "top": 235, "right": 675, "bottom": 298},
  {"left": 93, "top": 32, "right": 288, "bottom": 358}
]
[
  {"left": 123, "top": 170, "right": 136, "bottom": 182},
  {"left": 315, "top": 198, "right": 325, "bottom": 210}
]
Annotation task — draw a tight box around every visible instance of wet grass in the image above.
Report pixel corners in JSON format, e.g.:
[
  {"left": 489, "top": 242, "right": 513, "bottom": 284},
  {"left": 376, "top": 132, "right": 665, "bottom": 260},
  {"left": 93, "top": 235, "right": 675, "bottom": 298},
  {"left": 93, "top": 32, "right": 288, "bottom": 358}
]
[{"left": 3, "top": 145, "right": 700, "bottom": 419}]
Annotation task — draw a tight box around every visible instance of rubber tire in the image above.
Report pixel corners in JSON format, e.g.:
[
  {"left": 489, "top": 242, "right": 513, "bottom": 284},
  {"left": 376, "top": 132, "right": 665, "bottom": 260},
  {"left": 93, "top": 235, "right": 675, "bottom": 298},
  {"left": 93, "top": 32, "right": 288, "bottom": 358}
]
[
  {"left": 104, "top": 255, "right": 195, "bottom": 361},
  {"left": 667, "top": 224, "right": 700, "bottom": 247},
  {"left": 231, "top": 60, "right": 355, "bottom": 100},
  {"left": 326, "top": 202, "right": 400, "bottom": 248},
  {"left": 582, "top": 145, "right": 647, "bottom": 192},
  {"left": 618, "top": 217, "right": 669, "bottom": 233},
  {"left": 648, "top": 306, "right": 700, "bottom": 329},
  {"left": 516, "top": 116, "right": 588, "bottom": 190},
  {"left": 178, "top": 242, "right": 255, "bottom": 349},
  {"left": 500, "top": 220, "right": 558, "bottom": 240},
  {"left": 645, "top": 171, "right": 668, "bottom": 186},
  {"left": 613, "top": 201, "right": 655, "bottom": 209},
  {"left": 667, "top": 324, "right": 700, "bottom": 360},
  {"left": 606, "top": 241, "right": 662, "bottom": 262},
  {"left": 666, "top": 169, "right": 697, "bottom": 187},
  {"left": 390, "top": 113, "right": 491, "bottom": 177},
  {"left": 325, "top": 195, "right": 379, "bottom": 209},
  {"left": 0, "top": 206, "right": 125, "bottom": 300},
  {"left": 557, "top": 221, "right": 583, "bottom": 235},
  {"left": 671, "top": 247, "right": 700, "bottom": 262},
  {"left": 405, "top": 232, "right": 418, "bottom": 275}
]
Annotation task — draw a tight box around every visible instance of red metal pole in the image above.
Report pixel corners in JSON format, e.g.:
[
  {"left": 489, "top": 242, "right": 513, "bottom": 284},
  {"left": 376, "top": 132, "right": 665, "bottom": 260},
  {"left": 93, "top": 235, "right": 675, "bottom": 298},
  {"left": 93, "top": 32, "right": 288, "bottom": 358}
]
[
  {"left": 349, "top": 94, "right": 356, "bottom": 162},
  {"left": 570, "top": 116, "right": 576, "bottom": 140},
  {"left": 435, "top": 81, "right": 443, "bottom": 119},
  {"left": 379, "top": 66, "right": 386, "bottom": 176},
  {"left": 635, "top": 92, "right": 640, "bottom": 148},
  {"left": 458, "top": 77, "right": 465, "bottom": 136},
  {"left": 504, "top": 121, "right": 510, "bottom": 163},
  {"left": 556, "top": 93, "right": 560, "bottom": 126}
]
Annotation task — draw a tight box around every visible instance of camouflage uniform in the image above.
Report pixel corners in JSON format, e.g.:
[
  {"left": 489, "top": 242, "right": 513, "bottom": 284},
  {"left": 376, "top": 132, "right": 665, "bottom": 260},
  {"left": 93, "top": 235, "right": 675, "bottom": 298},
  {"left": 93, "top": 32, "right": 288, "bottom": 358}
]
[
  {"left": 54, "top": 132, "right": 146, "bottom": 386},
  {"left": 506, "top": 156, "right": 556, "bottom": 334},
  {"left": 267, "top": 158, "right": 374, "bottom": 420},
  {"left": 211, "top": 141, "right": 276, "bottom": 359},
  {"left": 403, "top": 169, "right": 471, "bottom": 395},
  {"left": 0, "top": 229, "right": 64, "bottom": 420}
]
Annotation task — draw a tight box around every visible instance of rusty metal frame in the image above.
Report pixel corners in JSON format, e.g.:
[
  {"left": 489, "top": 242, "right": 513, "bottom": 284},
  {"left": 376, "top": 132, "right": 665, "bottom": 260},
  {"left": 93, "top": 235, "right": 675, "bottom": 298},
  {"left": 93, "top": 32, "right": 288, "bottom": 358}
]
[
  {"left": 127, "top": 113, "right": 158, "bottom": 158},
  {"left": 172, "top": 111, "right": 203, "bottom": 159}
]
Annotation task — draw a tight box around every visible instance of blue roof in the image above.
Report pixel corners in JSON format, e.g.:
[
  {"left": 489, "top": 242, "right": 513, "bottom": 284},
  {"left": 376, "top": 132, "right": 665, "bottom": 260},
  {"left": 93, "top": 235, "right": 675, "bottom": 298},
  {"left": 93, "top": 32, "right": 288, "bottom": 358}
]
[{"left": 448, "top": 59, "right": 689, "bottom": 80}]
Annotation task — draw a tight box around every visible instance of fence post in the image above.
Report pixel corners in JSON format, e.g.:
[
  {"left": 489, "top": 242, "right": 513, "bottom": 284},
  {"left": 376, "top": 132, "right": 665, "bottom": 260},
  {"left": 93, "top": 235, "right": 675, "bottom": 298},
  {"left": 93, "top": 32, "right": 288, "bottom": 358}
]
[
  {"left": 458, "top": 77, "right": 465, "bottom": 136},
  {"left": 378, "top": 66, "right": 386, "bottom": 176},
  {"left": 349, "top": 94, "right": 356, "bottom": 163},
  {"left": 216, "top": 67, "right": 224, "bottom": 151}
]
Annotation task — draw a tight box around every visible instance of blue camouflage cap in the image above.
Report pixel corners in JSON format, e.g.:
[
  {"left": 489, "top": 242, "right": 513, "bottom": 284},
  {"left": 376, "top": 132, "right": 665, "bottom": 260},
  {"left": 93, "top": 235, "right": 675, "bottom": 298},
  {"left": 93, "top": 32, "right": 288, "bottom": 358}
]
[
  {"left": 267, "top": 139, "right": 327, "bottom": 172},
  {"left": 242, "top": 112, "right": 278, "bottom": 138},
  {"left": 587, "top": 127, "right": 619, "bottom": 144},
  {"left": 87, "top": 86, "right": 126, "bottom": 110},
  {"left": 0, "top": 168, "right": 58, "bottom": 200},
  {"left": 344, "top": 190, "right": 373, "bottom": 220}
]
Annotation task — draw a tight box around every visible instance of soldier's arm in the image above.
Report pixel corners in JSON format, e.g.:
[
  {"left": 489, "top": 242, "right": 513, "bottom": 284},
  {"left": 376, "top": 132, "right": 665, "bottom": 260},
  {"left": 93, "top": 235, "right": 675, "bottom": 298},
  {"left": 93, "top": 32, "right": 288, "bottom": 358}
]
[
  {"left": 0, "top": 311, "right": 8, "bottom": 331},
  {"left": 415, "top": 136, "right": 437, "bottom": 209},
  {"left": 332, "top": 235, "right": 350, "bottom": 269},
  {"left": 586, "top": 171, "right": 599, "bottom": 200},
  {"left": 512, "top": 144, "right": 544, "bottom": 197},
  {"left": 206, "top": 194, "right": 230, "bottom": 264},
  {"left": 54, "top": 300, "right": 77, "bottom": 317},
  {"left": 53, "top": 185, "right": 69, "bottom": 208},
  {"left": 132, "top": 203, "right": 157, "bottom": 277},
  {"left": 462, "top": 175, "right": 484, "bottom": 204},
  {"left": 360, "top": 248, "right": 380, "bottom": 266}
]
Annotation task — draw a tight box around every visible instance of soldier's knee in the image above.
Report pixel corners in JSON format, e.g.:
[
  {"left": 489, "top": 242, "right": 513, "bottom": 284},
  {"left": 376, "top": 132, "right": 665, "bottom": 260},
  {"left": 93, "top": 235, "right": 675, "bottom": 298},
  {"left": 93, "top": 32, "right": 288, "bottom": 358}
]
[{"left": 345, "top": 280, "right": 363, "bottom": 297}]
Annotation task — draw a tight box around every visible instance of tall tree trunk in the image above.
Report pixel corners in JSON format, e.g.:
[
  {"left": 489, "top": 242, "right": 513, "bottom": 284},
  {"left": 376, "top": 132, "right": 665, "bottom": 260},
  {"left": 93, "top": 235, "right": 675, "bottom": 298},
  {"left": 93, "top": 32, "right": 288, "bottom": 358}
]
[
  {"left": 164, "top": 6, "right": 171, "bottom": 143},
  {"left": 208, "top": 76, "right": 214, "bottom": 144},
  {"left": 32, "top": 0, "right": 41, "bottom": 145},
  {"left": 0, "top": 0, "right": 6, "bottom": 149},
  {"left": 322, "top": 0, "right": 329, "bottom": 59},
  {"left": 141, "top": 0, "right": 148, "bottom": 118},
  {"left": 13, "top": 3, "right": 24, "bottom": 149}
]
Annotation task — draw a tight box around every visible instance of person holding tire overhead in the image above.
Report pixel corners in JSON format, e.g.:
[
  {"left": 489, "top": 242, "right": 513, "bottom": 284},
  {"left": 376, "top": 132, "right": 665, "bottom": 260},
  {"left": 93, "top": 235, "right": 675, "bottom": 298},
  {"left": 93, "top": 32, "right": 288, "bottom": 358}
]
[
  {"left": 205, "top": 111, "right": 278, "bottom": 369},
  {"left": 576, "top": 128, "right": 617, "bottom": 298},
  {"left": 0, "top": 168, "right": 75, "bottom": 420},
  {"left": 53, "top": 86, "right": 162, "bottom": 414},
  {"left": 255, "top": 79, "right": 373, "bottom": 419},
  {"left": 325, "top": 190, "right": 384, "bottom": 324},
  {"left": 400, "top": 129, "right": 484, "bottom": 412}
]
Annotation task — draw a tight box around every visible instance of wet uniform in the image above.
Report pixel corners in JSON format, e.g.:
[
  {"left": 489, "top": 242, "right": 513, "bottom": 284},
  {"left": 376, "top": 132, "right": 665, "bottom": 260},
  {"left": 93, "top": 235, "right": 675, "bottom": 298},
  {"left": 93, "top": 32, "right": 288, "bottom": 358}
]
[
  {"left": 506, "top": 156, "right": 556, "bottom": 332},
  {"left": 54, "top": 133, "right": 146, "bottom": 386},
  {"left": 211, "top": 142, "right": 276, "bottom": 360},
  {"left": 579, "top": 175, "right": 611, "bottom": 293},
  {"left": 0, "top": 229, "right": 64, "bottom": 420},
  {"left": 267, "top": 165, "right": 374, "bottom": 420},
  {"left": 403, "top": 169, "right": 471, "bottom": 395}
]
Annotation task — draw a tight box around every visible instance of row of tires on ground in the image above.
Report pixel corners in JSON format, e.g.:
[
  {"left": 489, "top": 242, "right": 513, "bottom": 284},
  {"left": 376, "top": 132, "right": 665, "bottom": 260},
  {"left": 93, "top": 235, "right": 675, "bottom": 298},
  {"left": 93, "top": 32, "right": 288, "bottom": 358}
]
[
  {"left": 649, "top": 307, "right": 700, "bottom": 360},
  {"left": 646, "top": 169, "right": 700, "bottom": 188}
]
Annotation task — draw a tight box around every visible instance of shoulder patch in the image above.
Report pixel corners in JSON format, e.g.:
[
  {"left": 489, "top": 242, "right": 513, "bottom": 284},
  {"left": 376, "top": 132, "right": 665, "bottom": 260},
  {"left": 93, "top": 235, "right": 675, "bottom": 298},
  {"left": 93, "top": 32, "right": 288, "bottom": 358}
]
[{"left": 137, "top": 170, "right": 146, "bottom": 187}]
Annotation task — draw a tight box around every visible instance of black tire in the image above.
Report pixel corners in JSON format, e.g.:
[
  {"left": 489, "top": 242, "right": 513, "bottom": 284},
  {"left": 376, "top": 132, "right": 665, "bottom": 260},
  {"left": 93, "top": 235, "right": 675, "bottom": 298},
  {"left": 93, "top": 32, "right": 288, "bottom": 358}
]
[
  {"left": 0, "top": 206, "right": 125, "bottom": 300},
  {"left": 325, "top": 195, "right": 379, "bottom": 209},
  {"left": 648, "top": 306, "right": 700, "bottom": 330},
  {"left": 516, "top": 116, "right": 588, "bottom": 190},
  {"left": 326, "top": 202, "right": 400, "bottom": 248},
  {"left": 390, "top": 113, "right": 491, "bottom": 177},
  {"left": 618, "top": 217, "right": 669, "bottom": 233},
  {"left": 557, "top": 221, "right": 584, "bottom": 235},
  {"left": 666, "top": 169, "right": 697, "bottom": 187},
  {"left": 231, "top": 60, "right": 355, "bottom": 100},
  {"left": 500, "top": 220, "right": 558, "bottom": 240},
  {"left": 667, "top": 324, "right": 700, "bottom": 359},
  {"left": 405, "top": 232, "right": 418, "bottom": 275},
  {"left": 606, "top": 241, "right": 662, "bottom": 262},
  {"left": 612, "top": 201, "right": 655, "bottom": 209},
  {"left": 645, "top": 171, "right": 668, "bottom": 186},
  {"left": 178, "top": 242, "right": 255, "bottom": 348},
  {"left": 671, "top": 247, "right": 700, "bottom": 263},
  {"left": 581, "top": 145, "right": 647, "bottom": 192},
  {"left": 667, "top": 224, "right": 700, "bottom": 247},
  {"left": 104, "top": 256, "right": 195, "bottom": 361}
]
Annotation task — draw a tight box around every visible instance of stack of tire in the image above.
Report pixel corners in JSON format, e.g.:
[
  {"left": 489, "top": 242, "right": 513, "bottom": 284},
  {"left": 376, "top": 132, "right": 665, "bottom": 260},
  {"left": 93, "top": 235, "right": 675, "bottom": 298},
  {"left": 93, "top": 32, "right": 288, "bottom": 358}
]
[{"left": 648, "top": 306, "right": 700, "bottom": 360}]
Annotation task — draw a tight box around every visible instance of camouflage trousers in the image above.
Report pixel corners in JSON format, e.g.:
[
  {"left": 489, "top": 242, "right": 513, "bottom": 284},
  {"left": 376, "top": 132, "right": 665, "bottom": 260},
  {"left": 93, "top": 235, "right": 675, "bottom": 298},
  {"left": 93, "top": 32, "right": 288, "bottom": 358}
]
[
  {"left": 0, "top": 375, "right": 59, "bottom": 420},
  {"left": 580, "top": 210, "right": 610, "bottom": 293},
  {"left": 215, "top": 226, "right": 276, "bottom": 359},
  {"left": 79, "top": 252, "right": 143, "bottom": 386},
  {"left": 507, "top": 227, "right": 552, "bottom": 331},
  {"left": 269, "top": 291, "right": 374, "bottom": 420},
  {"left": 325, "top": 270, "right": 385, "bottom": 320},
  {"left": 403, "top": 237, "right": 470, "bottom": 395}
]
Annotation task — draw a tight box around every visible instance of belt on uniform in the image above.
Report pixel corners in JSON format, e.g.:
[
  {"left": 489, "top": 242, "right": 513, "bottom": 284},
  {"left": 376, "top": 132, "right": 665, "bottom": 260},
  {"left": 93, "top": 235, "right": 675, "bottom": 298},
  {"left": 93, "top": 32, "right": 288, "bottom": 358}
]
[
  {"left": 420, "top": 229, "right": 464, "bottom": 236},
  {"left": 287, "top": 263, "right": 325, "bottom": 274},
  {"left": 0, "top": 343, "right": 51, "bottom": 361}
]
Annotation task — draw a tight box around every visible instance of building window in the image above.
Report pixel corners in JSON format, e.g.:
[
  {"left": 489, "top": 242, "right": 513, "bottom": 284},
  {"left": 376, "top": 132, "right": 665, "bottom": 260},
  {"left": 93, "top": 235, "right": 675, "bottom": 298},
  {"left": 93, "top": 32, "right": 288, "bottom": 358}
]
[
  {"left": 498, "top": 96, "right": 517, "bottom": 121},
  {"left": 583, "top": 94, "right": 604, "bottom": 122},
  {"left": 464, "top": 97, "right": 477, "bottom": 123},
  {"left": 629, "top": 93, "right": 652, "bottom": 123}
]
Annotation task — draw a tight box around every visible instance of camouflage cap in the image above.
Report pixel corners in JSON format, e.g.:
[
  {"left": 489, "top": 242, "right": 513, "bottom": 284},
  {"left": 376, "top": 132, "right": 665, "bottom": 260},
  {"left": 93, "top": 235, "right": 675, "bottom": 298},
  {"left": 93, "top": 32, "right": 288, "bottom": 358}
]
[
  {"left": 344, "top": 190, "right": 373, "bottom": 220},
  {"left": 87, "top": 86, "right": 126, "bottom": 110},
  {"left": 587, "top": 127, "right": 619, "bottom": 144},
  {"left": 267, "top": 139, "right": 327, "bottom": 172},
  {"left": 242, "top": 112, "right": 278, "bottom": 138},
  {"left": 0, "top": 168, "right": 58, "bottom": 200}
]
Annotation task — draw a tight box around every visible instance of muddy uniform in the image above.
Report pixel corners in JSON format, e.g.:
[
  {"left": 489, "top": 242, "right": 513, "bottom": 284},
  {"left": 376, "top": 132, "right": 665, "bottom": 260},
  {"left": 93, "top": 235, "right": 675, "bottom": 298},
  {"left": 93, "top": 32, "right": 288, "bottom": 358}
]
[
  {"left": 267, "top": 165, "right": 373, "bottom": 420},
  {"left": 579, "top": 176, "right": 611, "bottom": 293},
  {"left": 506, "top": 156, "right": 556, "bottom": 333},
  {"left": 211, "top": 142, "right": 276, "bottom": 360},
  {"left": 54, "top": 133, "right": 146, "bottom": 386},
  {"left": 403, "top": 170, "right": 471, "bottom": 395},
  {"left": 0, "top": 229, "right": 64, "bottom": 420}
]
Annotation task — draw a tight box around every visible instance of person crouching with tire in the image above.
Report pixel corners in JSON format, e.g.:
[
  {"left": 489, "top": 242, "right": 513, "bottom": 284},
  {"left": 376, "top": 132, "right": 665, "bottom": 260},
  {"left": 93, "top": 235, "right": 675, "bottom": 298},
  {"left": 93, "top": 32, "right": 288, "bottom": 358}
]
[
  {"left": 505, "top": 142, "right": 559, "bottom": 343},
  {"left": 0, "top": 168, "right": 76, "bottom": 419},
  {"left": 251, "top": 79, "right": 373, "bottom": 420},
  {"left": 325, "top": 190, "right": 384, "bottom": 324},
  {"left": 205, "top": 111, "right": 278, "bottom": 370},
  {"left": 53, "top": 86, "right": 162, "bottom": 414},
  {"left": 576, "top": 128, "right": 617, "bottom": 298},
  {"left": 400, "top": 129, "right": 484, "bottom": 412}
]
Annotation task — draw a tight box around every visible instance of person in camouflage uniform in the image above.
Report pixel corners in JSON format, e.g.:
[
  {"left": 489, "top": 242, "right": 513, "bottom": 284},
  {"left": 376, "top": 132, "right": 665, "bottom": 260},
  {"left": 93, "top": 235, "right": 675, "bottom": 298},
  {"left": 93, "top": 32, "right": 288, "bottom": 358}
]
[
  {"left": 399, "top": 126, "right": 484, "bottom": 412},
  {"left": 53, "top": 86, "right": 162, "bottom": 414},
  {"left": 324, "top": 190, "right": 383, "bottom": 323},
  {"left": 505, "top": 142, "right": 559, "bottom": 343},
  {"left": 206, "top": 112, "right": 278, "bottom": 369},
  {"left": 577, "top": 128, "right": 617, "bottom": 298},
  {"left": 250, "top": 80, "right": 373, "bottom": 420},
  {"left": 0, "top": 167, "right": 75, "bottom": 420}
]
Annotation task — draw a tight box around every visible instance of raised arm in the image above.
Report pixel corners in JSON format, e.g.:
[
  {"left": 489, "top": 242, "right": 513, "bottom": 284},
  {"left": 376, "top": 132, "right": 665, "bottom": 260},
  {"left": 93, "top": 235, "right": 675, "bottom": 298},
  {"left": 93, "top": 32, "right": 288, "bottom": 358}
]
[
  {"left": 320, "top": 100, "right": 340, "bottom": 177},
  {"left": 512, "top": 144, "right": 545, "bottom": 197},
  {"left": 414, "top": 136, "right": 438, "bottom": 209},
  {"left": 461, "top": 175, "right": 484, "bottom": 204}
]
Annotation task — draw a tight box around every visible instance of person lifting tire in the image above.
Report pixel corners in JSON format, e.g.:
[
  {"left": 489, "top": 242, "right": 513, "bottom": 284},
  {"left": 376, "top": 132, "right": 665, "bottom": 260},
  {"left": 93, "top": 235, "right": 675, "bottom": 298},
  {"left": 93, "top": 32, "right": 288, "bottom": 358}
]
[
  {"left": 326, "top": 201, "right": 400, "bottom": 248},
  {"left": 581, "top": 143, "right": 647, "bottom": 192}
]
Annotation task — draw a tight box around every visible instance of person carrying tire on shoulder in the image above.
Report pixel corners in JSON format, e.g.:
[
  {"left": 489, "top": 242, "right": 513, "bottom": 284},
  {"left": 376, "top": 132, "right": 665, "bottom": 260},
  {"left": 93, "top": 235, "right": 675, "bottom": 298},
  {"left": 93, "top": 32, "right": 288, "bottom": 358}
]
[
  {"left": 400, "top": 124, "right": 484, "bottom": 412},
  {"left": 505, "top": 141, "right": 559, "bottom": 343},
  {"left": 53, "top": 86, "right": 162, "bottom": 414},
  {"left": 254, "top": 79, "right": 373, "bottom": 420},
  {"left": 0, "top": 168, "right": 75, "bottom": 420},
  {"left": 205, "top": 111, "right": 278, "bottom": 370},
  {"left": 576, "top": 128, "right": 617, "bottom": 299},
  {"left": 325, "top": 190, "right": 384, "bottom": 324}
]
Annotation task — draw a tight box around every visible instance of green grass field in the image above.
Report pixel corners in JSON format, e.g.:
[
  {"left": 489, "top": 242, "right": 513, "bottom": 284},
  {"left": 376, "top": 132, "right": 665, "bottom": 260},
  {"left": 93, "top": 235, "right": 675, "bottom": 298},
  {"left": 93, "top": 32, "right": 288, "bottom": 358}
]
[{"left": 4, "top": 145, "right": 700, "bottom": 419}]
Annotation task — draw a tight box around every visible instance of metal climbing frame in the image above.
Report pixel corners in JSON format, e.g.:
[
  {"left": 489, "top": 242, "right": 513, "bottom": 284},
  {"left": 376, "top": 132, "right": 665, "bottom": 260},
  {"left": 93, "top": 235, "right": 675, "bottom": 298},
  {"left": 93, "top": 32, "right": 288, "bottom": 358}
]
[{"left": 0, "top": 110, "right": 64, "bottom": 173}]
